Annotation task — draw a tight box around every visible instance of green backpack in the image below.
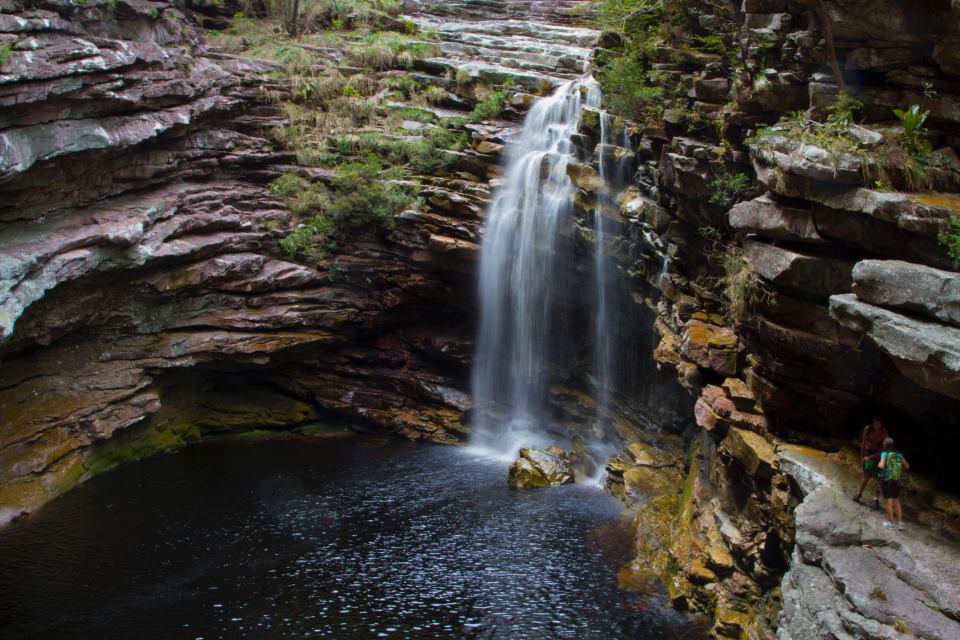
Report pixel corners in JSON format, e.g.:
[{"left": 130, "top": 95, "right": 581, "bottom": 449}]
[{"left": 884, "top": 452, "right": 904, "bottom": 481}]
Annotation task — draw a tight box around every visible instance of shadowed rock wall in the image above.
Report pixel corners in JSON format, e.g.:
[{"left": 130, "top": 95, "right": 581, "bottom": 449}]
[{"left": 0, "top": 0, "right": 485, "bottom": 521}]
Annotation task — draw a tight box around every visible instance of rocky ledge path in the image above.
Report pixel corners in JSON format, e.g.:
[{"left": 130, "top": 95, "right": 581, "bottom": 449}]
[{"left": 778, "top": 448, "right": 960, "bottom": 640}]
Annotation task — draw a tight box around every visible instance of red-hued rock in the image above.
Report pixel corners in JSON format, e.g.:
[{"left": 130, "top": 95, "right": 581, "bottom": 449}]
[{"left": 680, "top": 320, "right": 740, "bottom": 377}]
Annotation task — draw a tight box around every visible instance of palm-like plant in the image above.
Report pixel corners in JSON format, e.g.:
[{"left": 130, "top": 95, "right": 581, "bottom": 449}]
[{"left": 893, "top": 104, "right": 929, "bottom": 150}]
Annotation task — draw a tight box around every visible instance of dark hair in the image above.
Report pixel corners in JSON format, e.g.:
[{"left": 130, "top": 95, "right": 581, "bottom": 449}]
[{"left": 883, "top": 437, "right": 895, "bottom": 449}]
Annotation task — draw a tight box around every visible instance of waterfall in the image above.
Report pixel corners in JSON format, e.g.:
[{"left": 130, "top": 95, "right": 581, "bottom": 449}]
[
  {"left": 588, "top": 90, "right": 613, "bottom": 430},
  {"left": 584, "top": 89, "right": 621, "bottom": 483},
  {"left": 470, "top": 81, "right": 588, "bottom": 458},
  {"left": 470, "top": 80, "right": 634, "bottom": 473}
]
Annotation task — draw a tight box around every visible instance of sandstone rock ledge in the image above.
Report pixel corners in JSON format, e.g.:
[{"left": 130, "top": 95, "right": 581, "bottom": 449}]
[{"left": 778, "top": 448, "right": 960, "bottom": 640}]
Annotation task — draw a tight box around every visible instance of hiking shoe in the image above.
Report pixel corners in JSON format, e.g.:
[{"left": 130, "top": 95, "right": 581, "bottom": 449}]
[
  {"left": 873, "top": 498, "right": 881, "bottom": 510},
  {"left": 897, "top": 522, "right": 906, "bottom": 531},
  {"left": 853, "top": 494, "right": 861, "bottom": 504},
  {"left": 882, "top": 521, "right": 893, "bottom": 529}
]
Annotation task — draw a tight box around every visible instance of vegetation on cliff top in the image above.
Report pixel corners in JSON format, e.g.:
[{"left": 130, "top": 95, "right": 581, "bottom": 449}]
[
  {"left": 750, "top": 96, "right": 957, "bottom": 192},
  {"left": 589, "top": 1, "right": 739, "bottom": 129},
  {"left": 211, "top": 4, "right": 498, "bottom": 263},
  {"left": 246, "top": 0, "right": 406, "bottom": 36}
]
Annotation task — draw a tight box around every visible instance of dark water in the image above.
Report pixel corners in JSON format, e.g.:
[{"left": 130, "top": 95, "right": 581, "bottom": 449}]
[{"left": 0, "top": 436, "right": 706, "bottom": 639}]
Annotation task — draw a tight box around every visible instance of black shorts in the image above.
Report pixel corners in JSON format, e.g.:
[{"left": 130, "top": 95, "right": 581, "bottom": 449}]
[{"left": 881, "top": 480, "right": 901, "bottom": 500}]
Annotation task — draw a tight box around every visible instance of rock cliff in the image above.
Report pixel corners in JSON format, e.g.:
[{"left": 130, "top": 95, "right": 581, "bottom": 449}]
[
  {"left": 0, "top": 0, "right": 496, "bottom": 519},
  {"left": 587, "top": 0, "right": 960, "bottom": 637},
  {"left": 2, "top": 1, "right": 960, "bottom": 638}
]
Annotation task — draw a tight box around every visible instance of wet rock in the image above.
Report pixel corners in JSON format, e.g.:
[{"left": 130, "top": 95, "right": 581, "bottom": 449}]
[
  {"left": 852, "top": 260, "right": 960, "bottom": 327},
  {"left": 743, "top": 239, "right": 855, "bottom": 298},
  {"left": 728, "top": 194, "right": 824, "bottom": 243},
  {"left": 686, "top": 558, "right": 718, "bottom": 585},
  {"left": 622, "top": 466, "right": 677, "bottom": 498},
  {"left": 680, "top": 319, "right": 739, "bottom": 377},
  {"left": 830, "top": 294, "right": 960, "bottom": 400},
  {"left": 507, "top": 447, "right": 575, "bottom": 488},
  {"left": 626, "top": 442, "right": 674, "bottom": 468},
  {"left": 566, "top": 161, "right": 600, "bottom": 192},
  {"left": 720, "top": 428, "right": 777, "bottom": 480},
  {"left": 722, "top": 377, "right": 757, "bottom": 412}
]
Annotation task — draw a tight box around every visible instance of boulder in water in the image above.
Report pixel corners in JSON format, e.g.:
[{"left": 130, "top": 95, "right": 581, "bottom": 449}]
[{"left": 507, "top": 447, "right": 576, "bottom": 488}]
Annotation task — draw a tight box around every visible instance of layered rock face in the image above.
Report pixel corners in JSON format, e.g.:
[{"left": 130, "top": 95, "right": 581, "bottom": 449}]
[
  {"left": 587, "top": 0, "right": 960, "bottom": 637},
  {"left": 0, "top": 0, "right": 604, "bottom": 521},
  {"left": 2, "top": 0, "right": 960, "bottom": 637}
]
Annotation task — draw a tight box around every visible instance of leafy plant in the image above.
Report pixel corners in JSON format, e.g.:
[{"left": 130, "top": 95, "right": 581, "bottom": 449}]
[
  {"left": 592, "top": 0, "right": 681, "bottom": 38},
  {"left": 826, "top": 92, "right": 863, "bottom": 129},
  {"left": 893, "top": 104, "right": 930, "bottom": 154},
  {"left": 750, "top": 93, "right": 947, "bottom": 192},
  {"left": 698, "top": 225, "right": 722, "bottom": 241},
  {"left": 938, "top": 217, "right": 960, "bottom": 268},
  {"left": 721, "top": 248, "right": 775, "bottom": 320},
  {"left": 269, "top": 159, "right": 420, "bottom": 263},
  {"left": 596, "top": 53, "right": 664, "bottom": 122},
  {"left": 469, "top": 91, "right": 506, "bottom": 121},
  {"left": 708, "top": 173, "right": 752, "bottom": 208},
  {"left": 146, "top": 6, "right": 160, "bottom": 20},
  {"left": 0, "top": 44, "right": 12, "bottom": 67}
]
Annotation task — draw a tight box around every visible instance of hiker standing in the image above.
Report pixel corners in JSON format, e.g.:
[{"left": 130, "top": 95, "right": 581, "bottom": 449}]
[
  {"left": 878, "top": 436, "right": 910, "bottom": 530},
  {"left": 854, "top": 416, "right": 888, "bottom": 508}
]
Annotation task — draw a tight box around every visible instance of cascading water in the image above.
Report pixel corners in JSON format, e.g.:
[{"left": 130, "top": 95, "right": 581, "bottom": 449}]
[
  {"left": 470, "top": 79, "right": 635, "bottom": 476},
  {"left": 470, "top": 80, "right": 588, "bottom": 458},
  {"left": 589, "top": 90, "right": 616, "bottom": 419},
  {"left": 584, "top": 89, "right": 620, "bottom": 481}
]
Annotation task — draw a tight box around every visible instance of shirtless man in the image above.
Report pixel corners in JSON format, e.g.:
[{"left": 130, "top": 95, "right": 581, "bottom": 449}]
[{"left": 854, "top": 416, "right": 888, "bottom": 508}]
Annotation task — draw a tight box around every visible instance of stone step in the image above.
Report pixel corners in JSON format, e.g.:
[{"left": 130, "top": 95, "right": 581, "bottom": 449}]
[
  {"left": 404, "top": 0, "right": 590, "bottom": 24},
  {"left": 404, "top": 1, "right": 599, "bottom": 85}
]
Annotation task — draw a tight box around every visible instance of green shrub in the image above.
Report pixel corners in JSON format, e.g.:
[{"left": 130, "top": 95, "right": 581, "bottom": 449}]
[
  {"left": 592, "top": 0, "right": 678, "bottom": 37},
  {"left": 826, "top": 92, "right": 863, "bottom": 129},
  {"left": 469, "top": 91, "right": 506, "bottom": 121},
  {"left": 721, "top": 248, "right": 775, "bottom": 320},
  {"left": 268, "top": 156, "right": 421, "bottom": 262},
  {"left": 596, "top": 54, "right": 664, "bottom": 122},
  {"left": 327, "top": 156, "right": 419, "bottom": 223},
  {"left": 938, "top": 217, "right": 960, "bottom": 268},
  {"left": 228, "top": 11, "right": 255, "bottom": 34},
  {"left": 708, "top": 173, "right": 752, "bottom": 208},
  {"left": 0, "top": 44, "right": 12, "bottom": 67},
  {"left": 146, "top": 7, "right": 159, "bottom": 20}
]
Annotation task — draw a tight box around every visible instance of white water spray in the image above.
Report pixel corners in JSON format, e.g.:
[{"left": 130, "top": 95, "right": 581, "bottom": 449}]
[{"left": 470, "top": 81, "right": 589, "bottom": 459}]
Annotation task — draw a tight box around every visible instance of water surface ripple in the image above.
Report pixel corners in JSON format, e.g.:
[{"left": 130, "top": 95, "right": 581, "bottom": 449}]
[{"left": 0, "top": 437, "right": 706, "bottom": 639}]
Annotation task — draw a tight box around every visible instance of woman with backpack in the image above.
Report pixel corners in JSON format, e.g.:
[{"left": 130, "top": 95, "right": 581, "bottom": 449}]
[{"left": 878, "top": 436, "right": 910, "bottom": 530}]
